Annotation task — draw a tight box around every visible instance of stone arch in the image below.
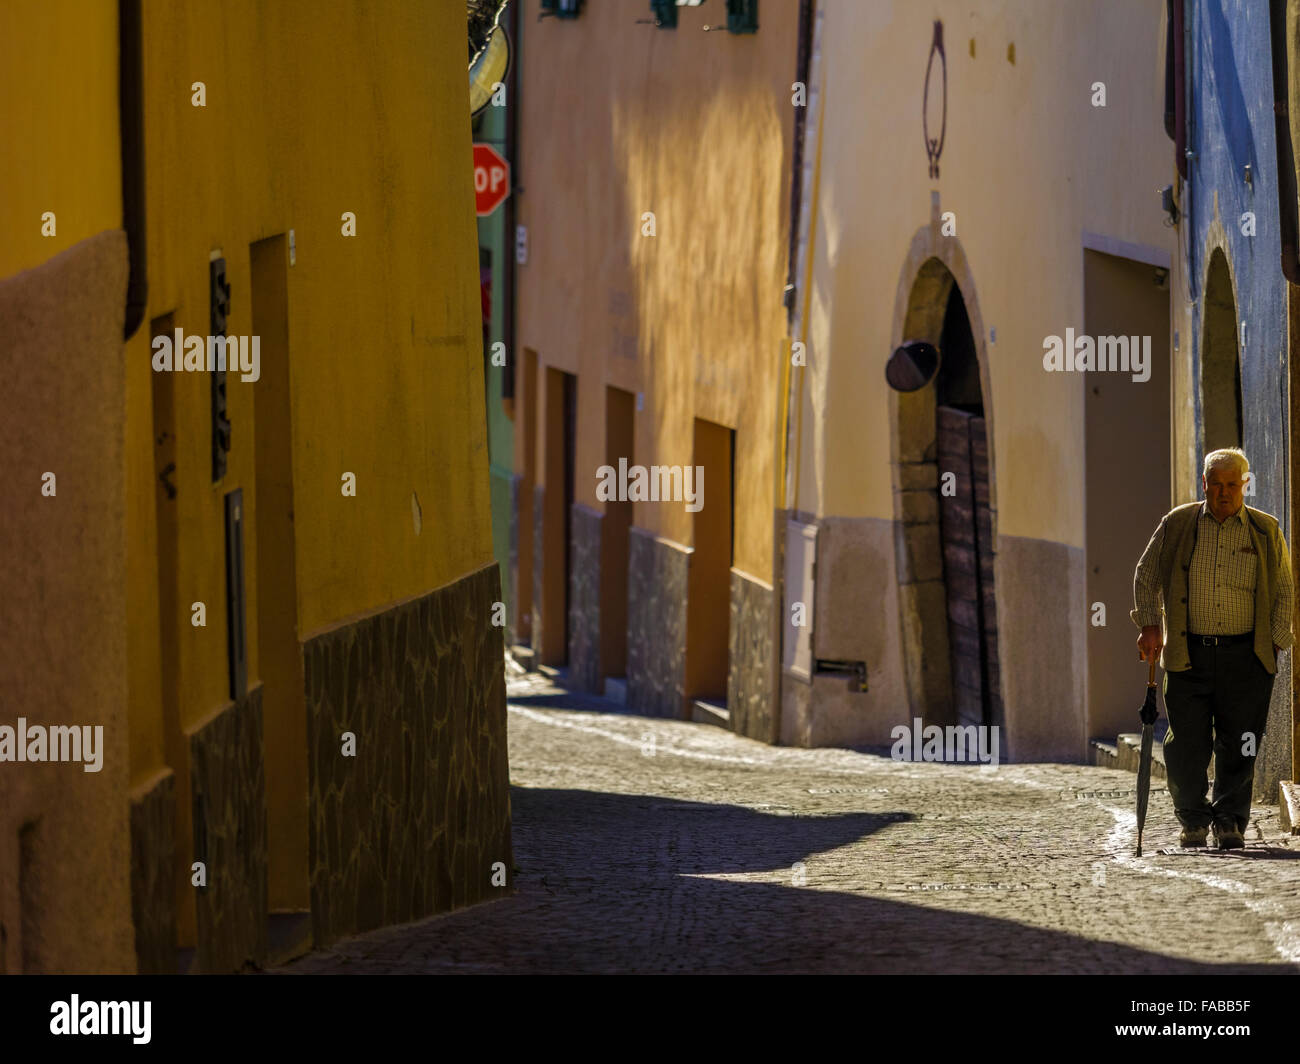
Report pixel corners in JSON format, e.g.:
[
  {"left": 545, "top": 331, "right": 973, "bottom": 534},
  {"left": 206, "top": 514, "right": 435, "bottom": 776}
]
[{"left": 889, "top": 209, "right": 1001, "bottom": 728}]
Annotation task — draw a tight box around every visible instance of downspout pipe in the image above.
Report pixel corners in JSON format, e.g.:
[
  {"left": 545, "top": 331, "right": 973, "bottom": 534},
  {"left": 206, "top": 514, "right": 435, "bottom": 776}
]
[
  {"left": 773, "top": 0, "right": 816, "bottom": 746},
  {"left": 119, "top": 0, "right": 147, "bottom": 339},
  {"left": 1164, "top": 0, "right": 1175, "bottom": 139},
  {"left": 783, "top": 0, "right": 814, "bottom": 327},
  {"left": 1173, "top": 0, "right": 1187, "bottom": 181},
  {"left": 1270, "top": 0, "right": 1300, "bottom": 284},
  {"left": 502, "top": 0, "right": 519, "bottom": 403}
]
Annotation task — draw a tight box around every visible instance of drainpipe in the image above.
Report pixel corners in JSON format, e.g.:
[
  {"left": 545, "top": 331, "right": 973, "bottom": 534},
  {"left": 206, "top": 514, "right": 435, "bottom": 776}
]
[
  {"left": 778, "top": 0, "right": 814, "bottom": 516},
  {"left": 783, "top": 0, "right": 814, "bottom": 329},
  {"left": 774, "top": 0, "right": 821, "bottom": 746},
  {"left": 1172, "top": 0, "right": 1187, "bottom": 181},
  {"left": 1164, "top": 1, "right": 1174, "bottom": 139},
  {"left": 502, "top": 0, "right": 519, "bottom": 404},
  {"left": 1270, "top": 0, "right": 1300, "bottom": 283},
  {"left": 119, "top": 0, "right": 147, "bottom": 339}
]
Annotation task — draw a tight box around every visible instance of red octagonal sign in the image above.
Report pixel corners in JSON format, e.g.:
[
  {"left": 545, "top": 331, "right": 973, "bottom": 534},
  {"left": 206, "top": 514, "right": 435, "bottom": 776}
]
[{"left": 473, "top": 143, "right": 511, "bottom": 217}]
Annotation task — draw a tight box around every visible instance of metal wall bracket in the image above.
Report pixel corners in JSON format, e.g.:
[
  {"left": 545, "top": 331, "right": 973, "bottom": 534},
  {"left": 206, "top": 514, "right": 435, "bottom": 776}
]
[{"left": 210, "top": 257, "right": 232, "bottom": 481}]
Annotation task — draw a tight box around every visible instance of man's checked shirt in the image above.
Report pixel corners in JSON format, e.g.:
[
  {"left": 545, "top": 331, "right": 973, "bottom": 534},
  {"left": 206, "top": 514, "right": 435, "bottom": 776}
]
[{"left": 1133, "top": 501, "right": 1293, "bottom": 645}]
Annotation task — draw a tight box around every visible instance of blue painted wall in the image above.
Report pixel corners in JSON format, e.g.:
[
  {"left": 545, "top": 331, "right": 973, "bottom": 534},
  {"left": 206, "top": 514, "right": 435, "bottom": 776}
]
[
  {"left": 1185, "top": 0, "right": 1294, "bottom": 794},
  {"left": 1186, "top": 0, "right": 1288, "bottom": 529}
]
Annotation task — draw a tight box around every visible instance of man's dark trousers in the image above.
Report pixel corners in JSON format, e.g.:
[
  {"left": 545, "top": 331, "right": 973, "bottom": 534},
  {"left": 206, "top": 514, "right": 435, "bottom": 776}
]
[{"left": 1162, "top": 635, "right": 1275, "bottom": 834}]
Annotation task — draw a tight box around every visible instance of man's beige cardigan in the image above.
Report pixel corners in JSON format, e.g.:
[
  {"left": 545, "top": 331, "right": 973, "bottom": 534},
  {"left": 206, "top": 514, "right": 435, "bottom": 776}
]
[{"left": 1131, "top": 501, "right": 1288, "bottom": 674}]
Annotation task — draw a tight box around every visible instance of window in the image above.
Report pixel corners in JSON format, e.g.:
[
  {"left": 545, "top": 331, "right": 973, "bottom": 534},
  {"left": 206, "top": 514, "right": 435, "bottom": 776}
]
[
  {"left": 540, "top": 0, "right": 583, "bottom": 19},
  {"left": 726, "top": 0, "right": 757, "bottom": 34},
  {"left": 650, "top": 0, "right": 677, "bottom": 28}
]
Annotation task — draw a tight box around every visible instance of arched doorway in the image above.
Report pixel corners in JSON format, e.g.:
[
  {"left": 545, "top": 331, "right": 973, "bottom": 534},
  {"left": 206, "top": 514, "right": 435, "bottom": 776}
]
[
  {"left": 934, "top": 285, "right": 999, "bottom": 729},
  {"left": 1201, "top": 247, "right": 1242, "bottom": 452},
  {"left": 893, "top": 256, "right": 1002, "bottom": 732}
]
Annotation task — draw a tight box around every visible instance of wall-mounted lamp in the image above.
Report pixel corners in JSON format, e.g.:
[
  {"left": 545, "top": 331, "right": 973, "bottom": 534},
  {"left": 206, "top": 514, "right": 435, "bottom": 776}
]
[
  {"left": 539, "top": 0, "right": 583, "bottom": 20},
  {"left": 885, "top": 340, "right": 941, "bottom": 392},
  {"left": 469, "top": 1, "right": 511, "bottom": 115}
]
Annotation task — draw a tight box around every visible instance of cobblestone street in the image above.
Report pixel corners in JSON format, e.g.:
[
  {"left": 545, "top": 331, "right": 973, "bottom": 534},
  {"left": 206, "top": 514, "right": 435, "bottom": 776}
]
[{"left": 283, "top": 671, "right": 1300, "bottom": 974}]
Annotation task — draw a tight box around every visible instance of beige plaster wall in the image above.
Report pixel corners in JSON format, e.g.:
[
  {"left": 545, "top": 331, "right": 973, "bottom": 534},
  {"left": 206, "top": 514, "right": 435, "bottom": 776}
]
[
  {"left": 788, "top": 0, "right": 1175, "bottom": 758},
  {"left": 515, "top": 1, "right": 798, "bottom": 578},
  {"left": 796, "top": 0, "right": 1174, "bottom": 544}
]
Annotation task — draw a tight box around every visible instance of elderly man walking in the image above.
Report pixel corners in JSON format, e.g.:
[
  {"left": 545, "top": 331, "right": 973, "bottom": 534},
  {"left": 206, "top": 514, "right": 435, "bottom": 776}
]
[{"left": 1131, "top": 448, "right": 1293, "bottom": 850}]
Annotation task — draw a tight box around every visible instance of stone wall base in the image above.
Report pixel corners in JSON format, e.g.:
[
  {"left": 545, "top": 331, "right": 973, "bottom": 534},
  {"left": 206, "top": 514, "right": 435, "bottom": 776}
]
[
  {"left": 190, "top": 684, "right": 267, "bottom": 973},
  {"left": 129, "top": 769, "right": 175, "bottom": 974},
  {"left": 303, "top": 563, "right": 513, "bottom": 947},
  {"left": 627, "top": 528, "right": 689, "bottom": 718}
]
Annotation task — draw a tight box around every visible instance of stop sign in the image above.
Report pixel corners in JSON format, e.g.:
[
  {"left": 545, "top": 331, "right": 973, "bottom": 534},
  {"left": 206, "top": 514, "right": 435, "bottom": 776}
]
[{"left": 473, "top": 143, "right": 511, "bottom": 216}]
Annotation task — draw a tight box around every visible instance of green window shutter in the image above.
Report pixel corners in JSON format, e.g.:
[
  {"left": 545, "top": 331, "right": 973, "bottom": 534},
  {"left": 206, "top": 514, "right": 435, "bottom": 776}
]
[
  {"left": 540, "top": 0, "right": 583, "bottom": 18},
  {"left": 650, "top": 0, "right": 678, "bottom": 28},
  {"left": 726, "top": 0, "right": 757, "bottom": 34}
]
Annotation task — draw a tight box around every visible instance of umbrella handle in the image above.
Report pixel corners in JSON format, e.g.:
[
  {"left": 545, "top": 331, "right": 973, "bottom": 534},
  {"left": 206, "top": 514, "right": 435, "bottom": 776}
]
[{"left": 1147, "top": 659, "right": 1157, "bottom": 688}]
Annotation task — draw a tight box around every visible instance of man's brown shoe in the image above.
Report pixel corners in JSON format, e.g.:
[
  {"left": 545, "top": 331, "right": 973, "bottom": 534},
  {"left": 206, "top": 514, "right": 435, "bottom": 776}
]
[
  {"left": 1213, "top": 821, "right": 1245, "bottom": 850},
  {"left": 1179, "top": 826, "right": 1208, "bottom": 848}
]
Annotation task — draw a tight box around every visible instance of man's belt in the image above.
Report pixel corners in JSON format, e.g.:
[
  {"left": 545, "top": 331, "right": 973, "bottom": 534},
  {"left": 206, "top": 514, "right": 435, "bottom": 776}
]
[{"left": 1188, "top": 631, "right": 1254, "bottom": 646}]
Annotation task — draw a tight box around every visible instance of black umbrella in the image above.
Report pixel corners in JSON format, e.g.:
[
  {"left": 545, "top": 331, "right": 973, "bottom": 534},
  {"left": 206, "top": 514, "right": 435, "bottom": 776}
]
[{"left": 1135, "top": 656, "right": 1159, "bottom": 856}]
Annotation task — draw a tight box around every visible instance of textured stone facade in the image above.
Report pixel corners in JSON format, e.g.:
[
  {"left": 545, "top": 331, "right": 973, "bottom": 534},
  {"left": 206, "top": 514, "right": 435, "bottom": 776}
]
[
  {"left": 129, "top": 770, "right": 175, "bottom": 975},
  {"left": 303, "top": 563, "right": 513, "bottom": 948},
  {"left": 626, "top": 528, "right": 689, "bottom": 718},
  {"left": 1256, "top": 651, "right": 1291, "bottom": 802},
  {"left": 189, "top": 684, "right": 267, "bottom": 973},
  {"left": 780, "top": 671, "right": 813, "bottom": 747},
  {"left": 0, "top": 230, "right": 134, "bottom": 974},
  {"left": 568, "top": 504, "right": 603, "bottom": 693},
  {"left": 729, "top": 570, "right": 777, "bottom": 742}
]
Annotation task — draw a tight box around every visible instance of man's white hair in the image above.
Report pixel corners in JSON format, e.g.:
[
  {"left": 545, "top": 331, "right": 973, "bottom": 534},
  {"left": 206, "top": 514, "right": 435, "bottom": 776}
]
[{"left": 1203, "top": 447, "right": 1250, "bottom": 480}]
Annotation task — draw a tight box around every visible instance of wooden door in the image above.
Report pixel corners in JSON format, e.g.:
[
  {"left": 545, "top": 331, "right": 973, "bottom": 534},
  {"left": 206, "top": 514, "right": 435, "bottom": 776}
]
[{"left": 937, "top": 405, "right": 998, "bottom": 728}]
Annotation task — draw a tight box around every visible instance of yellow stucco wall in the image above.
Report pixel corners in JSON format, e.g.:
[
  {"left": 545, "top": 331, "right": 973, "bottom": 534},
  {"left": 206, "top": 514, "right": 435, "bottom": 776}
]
[
  {"left": 515, "top": 1, "right": 795, "bottom": 578},
  {"left": 0, "top": 0, "right": 121, "bottom": 277},
  {"left": 143, "top": 0, "right": 491, "bottom": 675},
  {"left": 3, "top": 0, "right": 495, "bottom": 962},
  {"left": 136, "top": 0, "right": 493, "bottom": 934},
  {"left": 799, "top": 0, "right": 1174, "bottom": 548}
]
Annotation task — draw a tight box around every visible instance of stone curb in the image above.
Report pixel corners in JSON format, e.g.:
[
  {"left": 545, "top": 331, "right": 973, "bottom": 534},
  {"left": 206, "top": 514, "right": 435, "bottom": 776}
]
[
  {"left": 1090, "top": 733, "right": 1168, "bottom": 781},
  {"left": 1278, "top": 780, "right": 1300, "bottom": 834}
]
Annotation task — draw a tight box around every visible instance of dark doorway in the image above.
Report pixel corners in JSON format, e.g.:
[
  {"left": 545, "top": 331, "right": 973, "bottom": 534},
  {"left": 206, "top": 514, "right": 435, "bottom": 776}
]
[
  {"left": 540, "top": 366, "right": 577, "bottom": 665},
  {"left": 1084, "top": 249, "right": 1170, "bottom": 742},
  {"left": 1202, "top": 248, "right": 1242, "bottom": 453},
  {"left": 685, "top": 418, "right": 734, "bottom": 721},
  {"left": 935, "top": 287, "right": 1000, "bottom": 730},
  {"left": 602, "top": 387, "right": 635, "bottom": 684},
  {"left": 562, "top": 372, "right": 576, "bottom": 657},
  {"left": 250, "top": 234, "right": 308, "bottom": 917}
]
